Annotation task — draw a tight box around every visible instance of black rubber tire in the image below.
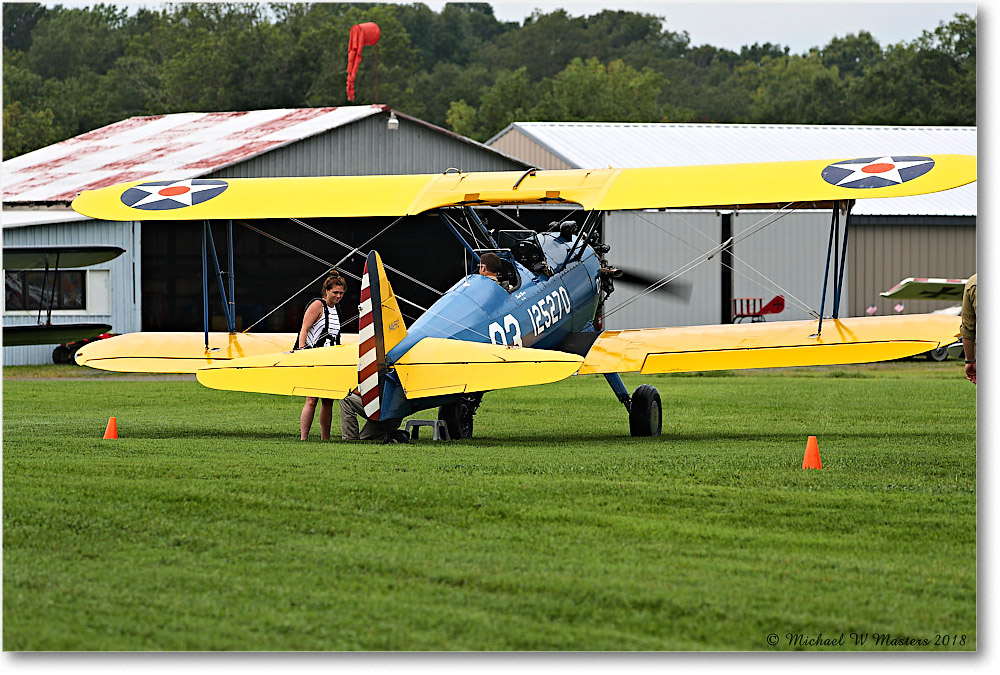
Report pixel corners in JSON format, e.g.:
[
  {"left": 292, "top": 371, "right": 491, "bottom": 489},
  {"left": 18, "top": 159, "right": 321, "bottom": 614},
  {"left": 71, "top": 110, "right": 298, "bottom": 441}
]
[
  {"left": 926, "top": 346, "right": 949, "bottom": 361},
  {"left": 52, "top": 345, "right": 72, "bottom": 365},
  {"left": 438, "top": 399, "right": 475, "bottom": 439},
  {"left": 629, "top": 384, "right": 662, "bottom": 437}
]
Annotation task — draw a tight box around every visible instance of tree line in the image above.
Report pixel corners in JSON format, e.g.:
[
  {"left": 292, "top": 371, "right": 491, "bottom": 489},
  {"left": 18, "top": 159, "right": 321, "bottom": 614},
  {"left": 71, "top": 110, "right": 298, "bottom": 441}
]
[{"left": 2, "top": 2, "right": 976, "bottom": 160}]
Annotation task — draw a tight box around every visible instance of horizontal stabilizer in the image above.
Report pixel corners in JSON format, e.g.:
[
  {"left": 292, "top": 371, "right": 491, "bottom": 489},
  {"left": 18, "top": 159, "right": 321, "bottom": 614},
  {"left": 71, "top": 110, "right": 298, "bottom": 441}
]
[
  {"left": 578, "top": 314, "right": 960, "bottom": 375},
  {"left": 393, "top": 337, "right": 583, "bottom": 398},
  {"left": 196, "top": 344, "right": 360, "bottom": 398},
  {"left": 75, "top": 331, "right": 308, "bottom": 373},
  {"left": 880, "top": 277, "right": 967, "bottom": 300}
]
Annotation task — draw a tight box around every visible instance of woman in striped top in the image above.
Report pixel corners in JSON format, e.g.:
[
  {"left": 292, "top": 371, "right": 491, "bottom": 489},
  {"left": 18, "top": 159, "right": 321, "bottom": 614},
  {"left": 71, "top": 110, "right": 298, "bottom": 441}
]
[{"left": 298, "top": 271, "right": 346, "bottom": 440}]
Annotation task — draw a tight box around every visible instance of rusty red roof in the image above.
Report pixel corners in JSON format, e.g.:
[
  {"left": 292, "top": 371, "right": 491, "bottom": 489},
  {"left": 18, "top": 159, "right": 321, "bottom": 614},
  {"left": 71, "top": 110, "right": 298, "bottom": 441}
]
[{"left": 2, "top": 106, "right": 384, "bottom": 204}]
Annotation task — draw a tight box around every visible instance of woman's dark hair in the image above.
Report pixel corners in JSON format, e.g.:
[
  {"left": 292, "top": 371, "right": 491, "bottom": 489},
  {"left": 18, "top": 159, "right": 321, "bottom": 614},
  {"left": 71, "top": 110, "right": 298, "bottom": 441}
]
[{"left": 323, "top": 270, "right": 347, "bottom": 292}]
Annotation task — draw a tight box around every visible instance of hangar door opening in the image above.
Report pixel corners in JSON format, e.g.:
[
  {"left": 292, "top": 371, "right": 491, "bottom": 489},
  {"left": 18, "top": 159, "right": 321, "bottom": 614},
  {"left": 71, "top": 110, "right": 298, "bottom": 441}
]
[
  {"left": 139, "top": 207, "right": 584, "bottom": 334},
  {"left": 603, "top": 209, "right": 844, "bottom": 330}
]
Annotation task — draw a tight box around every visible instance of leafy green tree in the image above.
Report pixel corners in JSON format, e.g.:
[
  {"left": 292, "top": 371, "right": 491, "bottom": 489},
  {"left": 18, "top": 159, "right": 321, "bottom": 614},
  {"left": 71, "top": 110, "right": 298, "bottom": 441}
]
[
  {"left": 2, "top": 101, "right": 62, "bottom": 159},
  {"left": 3, "top": 46, "right": 45, "bottom": 106},
  {"left": 478, "top": 9, "right": 590, "bottom": 80},
  {"left": 582, "top": 9, "right": 689, "bottom": 66},
  {"left": 743, "top": 53, "right": 848, "bottom": 123},
  {"left": 739, "top": 42, "right": 790, "bottom": 65},
  {"left": 397, "top": 2, "right": 513, "bottom": 69},
  {"left": 914, "top": 12, "right": 975, "bottom": 124},
  {"left": 820, "top": 31, "right": 882, "bottom": 79},
  {"left": 849, "top": 14, "right": 975, "bottom": 125},
  {"left": 26, "top": 4, "right": 129, "bottom": 79},
  {"left": 405, "top": 61, "right": 491, "bottom": 123},
  {"left": 0, "top": 3, "right": 977, "bottom": 159},
  {"left": 530, "top": 57, "right": 663, "bottom": 123},
  {"left": 444, "top": 98, "right": 478, "bottom": 138},
  {"left": 2, "top": 2, "right": 48, "bottom": 52},
  {"left": 470, "top": 65, "right": 535, "bottom": 139}
]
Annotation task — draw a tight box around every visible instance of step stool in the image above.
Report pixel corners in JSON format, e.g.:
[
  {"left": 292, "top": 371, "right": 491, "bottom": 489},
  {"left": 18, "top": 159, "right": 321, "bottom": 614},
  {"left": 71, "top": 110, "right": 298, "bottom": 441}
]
[{"left": 404, "top": 419, "right": 451, "bottom": 441}]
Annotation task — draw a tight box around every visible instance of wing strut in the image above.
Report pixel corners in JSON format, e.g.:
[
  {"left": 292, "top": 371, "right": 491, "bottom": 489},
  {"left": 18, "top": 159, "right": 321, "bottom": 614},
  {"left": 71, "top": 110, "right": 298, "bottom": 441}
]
[
  {"left": 465, "top": 206, "right": 498, "bottom": 249},
  {"left": 201, "top": 220, "right": 239, "bottom": 350},
  {"left": 559, "top": 209, "right": 601, "bottom": 271},
  {"left": 815, "top": 200, "right": 854, "bottom": 337},
  {"left": 36, "top": 251, "right": 60, "bottom": 326},
  {"left": 440, "top": 212, "right": 482, "bottom": 268},
  {"left": 201, "top": 221, "right": 209, "bottom": 349}
]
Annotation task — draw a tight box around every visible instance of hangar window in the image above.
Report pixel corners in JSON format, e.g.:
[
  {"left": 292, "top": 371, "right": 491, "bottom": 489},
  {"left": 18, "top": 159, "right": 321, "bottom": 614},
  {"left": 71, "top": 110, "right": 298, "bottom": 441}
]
[{"left": 4, "top": 270, "right": 86, "bottom": 311}]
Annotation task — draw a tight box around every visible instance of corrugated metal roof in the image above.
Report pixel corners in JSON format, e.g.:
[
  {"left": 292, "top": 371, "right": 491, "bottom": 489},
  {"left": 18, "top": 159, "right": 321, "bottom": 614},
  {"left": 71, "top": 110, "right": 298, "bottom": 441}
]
[
  {"left": 2, "top": 106, "right": 384, "bottom": 204},
  {"left": 492, "top": 123, "right": 977, "bottom": 217}
]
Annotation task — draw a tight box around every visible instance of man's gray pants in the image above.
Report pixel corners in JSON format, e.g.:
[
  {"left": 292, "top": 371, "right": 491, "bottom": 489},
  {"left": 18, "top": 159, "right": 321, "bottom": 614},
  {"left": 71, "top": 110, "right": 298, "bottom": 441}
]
[{"left": 340, "top": 392, "right": 401, "bottom": 440}]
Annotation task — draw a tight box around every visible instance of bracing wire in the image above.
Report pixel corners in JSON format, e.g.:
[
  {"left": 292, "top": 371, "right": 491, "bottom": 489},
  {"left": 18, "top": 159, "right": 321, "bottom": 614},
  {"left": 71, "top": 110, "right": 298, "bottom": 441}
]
[
  {"left": 486, "top": 205, "right": 534, "bottom": 231},
  {"left": 441, "top": 211, "right": 483, "bottom": 250},
  {"left": 238, "top": 221, "right": 427, "bottom": 332},
  {"left": 332, "top": 215, "right": 405, "bottom": 268},
  {"left": 543, "top": 206, "right": 586, "bottom": 232},
  {"left": 240, "top": 215, "right": 498, "bottom": 342},
  {"left": 291, "top": 218, "right": 445, "bottom": 297},
  {"left": 603, "top": 204, "right": 811, "bottom": 319}
]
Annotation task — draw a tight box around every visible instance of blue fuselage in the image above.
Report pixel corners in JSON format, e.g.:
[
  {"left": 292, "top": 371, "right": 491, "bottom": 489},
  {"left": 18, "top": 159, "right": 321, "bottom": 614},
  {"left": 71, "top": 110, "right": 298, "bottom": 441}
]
[{"left": 379, "top": 232, "right": 601, "bottom": 418}]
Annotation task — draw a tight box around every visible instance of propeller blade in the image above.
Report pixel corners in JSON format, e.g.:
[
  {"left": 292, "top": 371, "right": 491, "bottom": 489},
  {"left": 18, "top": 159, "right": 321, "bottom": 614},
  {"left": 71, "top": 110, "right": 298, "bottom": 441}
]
[{"left": 616, "top": 270, "right": 693, "bottom": 303}]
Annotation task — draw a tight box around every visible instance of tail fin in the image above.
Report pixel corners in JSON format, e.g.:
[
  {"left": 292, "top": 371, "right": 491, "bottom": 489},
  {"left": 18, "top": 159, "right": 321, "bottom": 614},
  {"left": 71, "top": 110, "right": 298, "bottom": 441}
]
[{"left": 357, "top": 251, "right": 408, "bottom": 420}]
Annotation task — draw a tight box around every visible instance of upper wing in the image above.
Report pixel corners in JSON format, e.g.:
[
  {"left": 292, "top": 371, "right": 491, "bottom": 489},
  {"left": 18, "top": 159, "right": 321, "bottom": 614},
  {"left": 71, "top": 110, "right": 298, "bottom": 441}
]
[
  {"left": 880, "top": 277, "right": 967, "bottom": 300},
  {"left": 578, "top": 314, "right": 959, "bottom": 375},
  {"left": 71, "top": 155, "right": 975, "bottom": 221}
]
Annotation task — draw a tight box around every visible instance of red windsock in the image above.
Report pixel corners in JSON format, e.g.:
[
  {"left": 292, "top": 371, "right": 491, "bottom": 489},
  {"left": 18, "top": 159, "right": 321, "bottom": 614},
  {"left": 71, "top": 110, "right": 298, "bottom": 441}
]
[{"left": 346, "top": 22, "right": 380, "bottom": 101}]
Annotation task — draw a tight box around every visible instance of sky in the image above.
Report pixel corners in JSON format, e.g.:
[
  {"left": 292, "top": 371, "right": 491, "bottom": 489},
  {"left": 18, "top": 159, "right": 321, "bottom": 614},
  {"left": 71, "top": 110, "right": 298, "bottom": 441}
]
[
  {"left": 50, "top": 1, "right": 976, "bottom": 55},
  {"left": 431, "top": 1, "right": 975, "bottom": 53}
]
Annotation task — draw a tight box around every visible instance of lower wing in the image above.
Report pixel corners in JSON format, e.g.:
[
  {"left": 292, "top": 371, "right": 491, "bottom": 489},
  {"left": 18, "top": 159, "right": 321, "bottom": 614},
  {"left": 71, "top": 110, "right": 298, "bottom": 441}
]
[
  {"left": 75, "top": 331, "right": 305, "bottom": 373},
  {"left": 578, "top": 314, "right": 959, "bottom": 374},
  {"left": 85, "top": 315, "right": 956, "bottom": 395}
]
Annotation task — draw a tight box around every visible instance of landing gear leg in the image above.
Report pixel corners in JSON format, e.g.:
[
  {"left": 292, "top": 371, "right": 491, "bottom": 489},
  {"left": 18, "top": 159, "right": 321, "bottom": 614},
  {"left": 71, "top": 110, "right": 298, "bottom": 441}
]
[{"left": 603, "top": 373, "right": 632, "bottom": 411}]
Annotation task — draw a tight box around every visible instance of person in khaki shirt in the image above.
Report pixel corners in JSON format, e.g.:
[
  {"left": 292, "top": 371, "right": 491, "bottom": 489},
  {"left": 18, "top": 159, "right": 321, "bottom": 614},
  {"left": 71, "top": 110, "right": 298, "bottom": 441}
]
[{"left": 960, "top": 273, "right": 976, "bottom": 384}]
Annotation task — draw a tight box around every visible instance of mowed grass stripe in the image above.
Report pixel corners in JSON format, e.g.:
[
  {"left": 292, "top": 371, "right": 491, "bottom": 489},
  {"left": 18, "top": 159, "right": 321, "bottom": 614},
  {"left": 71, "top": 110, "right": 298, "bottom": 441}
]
[{"left": 2, "top": 363, "right": 975, "bottom": 650}]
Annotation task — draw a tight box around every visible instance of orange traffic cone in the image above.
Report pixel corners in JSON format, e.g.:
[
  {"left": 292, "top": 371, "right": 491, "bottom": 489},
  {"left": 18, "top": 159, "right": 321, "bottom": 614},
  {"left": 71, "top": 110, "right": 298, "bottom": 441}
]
[
  {"left": 103, "top": 417, "right": 118, "bottom": 440},
  {"left": 802, "top": 435, "right": 821, "bottom": 469}
]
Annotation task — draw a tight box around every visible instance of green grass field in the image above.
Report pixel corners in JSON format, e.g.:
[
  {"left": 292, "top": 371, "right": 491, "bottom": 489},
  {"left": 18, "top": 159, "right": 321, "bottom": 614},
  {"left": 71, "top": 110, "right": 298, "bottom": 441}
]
[{"left": 2, "top": 361, "right": 976, "bottom": 651}]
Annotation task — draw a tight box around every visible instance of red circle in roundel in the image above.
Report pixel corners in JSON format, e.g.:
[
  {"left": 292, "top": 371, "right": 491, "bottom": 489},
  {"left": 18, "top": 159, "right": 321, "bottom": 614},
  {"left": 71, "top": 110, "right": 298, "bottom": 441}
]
[
  {"left": 861, "top": 163, "right": 895, "bottom": 174},
  {"left": 158, "top": 186, "right": 191, "bottom": 196}
]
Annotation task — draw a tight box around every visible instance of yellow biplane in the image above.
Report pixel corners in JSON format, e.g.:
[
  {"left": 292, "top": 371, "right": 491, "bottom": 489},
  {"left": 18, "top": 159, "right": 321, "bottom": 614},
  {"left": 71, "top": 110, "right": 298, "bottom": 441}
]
[{"left": 70, "top": 154, "right": 974, "bottom": 438}]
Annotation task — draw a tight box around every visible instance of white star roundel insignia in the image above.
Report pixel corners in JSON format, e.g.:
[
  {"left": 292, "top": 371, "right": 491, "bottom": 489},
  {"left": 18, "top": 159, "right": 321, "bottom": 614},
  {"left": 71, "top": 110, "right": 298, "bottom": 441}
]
[
  {"left": 120, "top": 179, "right": 228, "bottom": 210},
  {"left": 821, "top": 156, "right": 934, "bottom": 189}
]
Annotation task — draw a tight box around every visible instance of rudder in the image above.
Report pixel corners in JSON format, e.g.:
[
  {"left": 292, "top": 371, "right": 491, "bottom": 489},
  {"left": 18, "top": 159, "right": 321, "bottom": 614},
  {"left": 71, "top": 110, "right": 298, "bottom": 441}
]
[{"left": 357, "top": 251, "right": 408, "bottom": 420}]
